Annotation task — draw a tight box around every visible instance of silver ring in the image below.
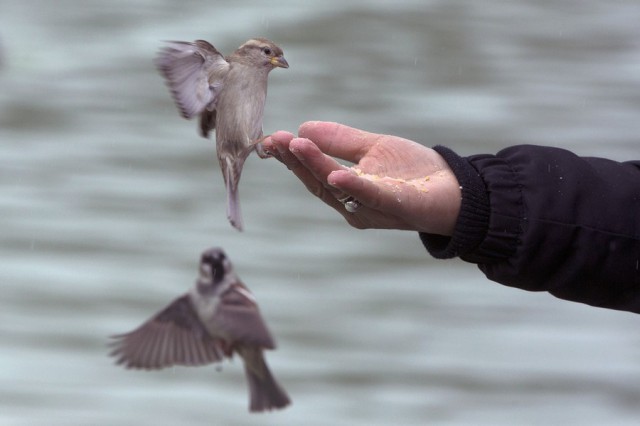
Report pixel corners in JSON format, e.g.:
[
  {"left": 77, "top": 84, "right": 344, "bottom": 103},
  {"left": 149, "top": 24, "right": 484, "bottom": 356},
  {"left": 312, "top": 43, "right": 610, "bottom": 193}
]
[{"left": 343, "top": 196, "right": 362, "bottom": 213}]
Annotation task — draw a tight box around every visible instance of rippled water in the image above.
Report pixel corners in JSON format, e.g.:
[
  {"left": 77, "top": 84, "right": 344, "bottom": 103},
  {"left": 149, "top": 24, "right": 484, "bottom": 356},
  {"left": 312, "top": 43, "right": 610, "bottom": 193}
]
[{"left": 2, "top": 1, "right": 640, "bottom": 425}]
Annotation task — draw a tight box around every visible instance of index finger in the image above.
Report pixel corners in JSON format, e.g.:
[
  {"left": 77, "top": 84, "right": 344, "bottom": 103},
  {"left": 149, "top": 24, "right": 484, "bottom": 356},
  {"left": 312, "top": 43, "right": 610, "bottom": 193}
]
[{"left": 298, "top": 121, "right": 382, "bottom": 163}]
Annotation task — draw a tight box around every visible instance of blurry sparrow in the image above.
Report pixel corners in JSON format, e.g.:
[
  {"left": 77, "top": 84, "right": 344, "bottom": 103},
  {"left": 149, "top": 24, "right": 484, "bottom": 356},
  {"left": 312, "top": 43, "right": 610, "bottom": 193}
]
[
  {"left": 109, "top": 247, "right": 291, "bottom": 412},
  {"left": 155, "top": 38, "right": 289, "bottom": 231}
]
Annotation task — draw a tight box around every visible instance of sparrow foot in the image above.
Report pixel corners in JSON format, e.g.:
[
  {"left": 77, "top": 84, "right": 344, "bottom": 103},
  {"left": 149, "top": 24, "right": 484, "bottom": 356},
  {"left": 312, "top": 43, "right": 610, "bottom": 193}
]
[{"left": 253, "top": 135, "right": 271, "bottom": 159}]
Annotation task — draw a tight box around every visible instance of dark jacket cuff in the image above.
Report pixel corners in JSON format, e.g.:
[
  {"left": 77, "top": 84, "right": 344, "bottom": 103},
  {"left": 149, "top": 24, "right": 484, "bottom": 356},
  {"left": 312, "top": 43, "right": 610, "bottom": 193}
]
[{"left": 419, "top": 145, "right": 491, "bottom": 259}]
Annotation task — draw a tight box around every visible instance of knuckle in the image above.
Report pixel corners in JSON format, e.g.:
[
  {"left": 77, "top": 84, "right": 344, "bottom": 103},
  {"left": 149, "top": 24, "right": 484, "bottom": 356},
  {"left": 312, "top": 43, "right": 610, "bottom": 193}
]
[
  {"left": 284, "top": 159, "right": 303, "bottom": 172},
  {"left": 305, "top": 182, "right": 331, "bottom": 201}
]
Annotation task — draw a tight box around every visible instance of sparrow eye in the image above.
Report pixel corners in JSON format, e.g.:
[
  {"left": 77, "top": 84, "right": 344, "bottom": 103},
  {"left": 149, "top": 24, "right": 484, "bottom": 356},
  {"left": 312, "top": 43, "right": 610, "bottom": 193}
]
[{"left": 262, "top": 47, "right": 272, "bottom": 56}]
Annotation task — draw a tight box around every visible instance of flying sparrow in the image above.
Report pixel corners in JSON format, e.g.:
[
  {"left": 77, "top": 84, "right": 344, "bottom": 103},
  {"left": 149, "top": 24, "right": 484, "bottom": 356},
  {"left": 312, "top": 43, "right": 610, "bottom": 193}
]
[
  {"left": 109, "top": 247, "right": 291, "bottom": 412},
  {"left": 155, "top": 38, "right": 289, "bottom": 231}
]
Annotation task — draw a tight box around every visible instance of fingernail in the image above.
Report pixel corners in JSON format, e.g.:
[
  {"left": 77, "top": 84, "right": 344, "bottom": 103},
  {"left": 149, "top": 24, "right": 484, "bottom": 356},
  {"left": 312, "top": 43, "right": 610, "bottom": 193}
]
[
  {"left": 289, "top": 138, "right": 305, "bottom": 157},
  {"left": 328, "top": 169, "right": 354, "bottom": 187},
  {"left": 274, "top": 143, "right": 286, "bottom": 154},
  {"left": 298, "top": 121, "right": 319, "bottom": 135},
  {"left": 327, "top": 170, "right": 339, "bottom": 187}
]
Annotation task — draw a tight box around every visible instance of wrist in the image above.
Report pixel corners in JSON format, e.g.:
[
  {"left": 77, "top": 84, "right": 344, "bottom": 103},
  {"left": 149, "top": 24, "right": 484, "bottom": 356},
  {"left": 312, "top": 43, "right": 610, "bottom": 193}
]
[{"left": 419, "top": 146, "right": 490, "bottom": 259}]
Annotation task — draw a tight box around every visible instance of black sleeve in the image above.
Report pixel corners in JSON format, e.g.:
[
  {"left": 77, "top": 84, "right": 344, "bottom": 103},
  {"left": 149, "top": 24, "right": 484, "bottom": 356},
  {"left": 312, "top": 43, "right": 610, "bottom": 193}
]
[{"left": 419, "top": 144, "right": 640, "bottom": 314}]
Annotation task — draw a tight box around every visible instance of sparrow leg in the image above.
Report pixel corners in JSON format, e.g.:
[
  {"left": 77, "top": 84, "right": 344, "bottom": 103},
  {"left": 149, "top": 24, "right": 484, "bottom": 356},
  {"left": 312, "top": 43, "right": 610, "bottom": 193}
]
[{"left": 252, "top": 135, "right": 271, "bottom": 159}]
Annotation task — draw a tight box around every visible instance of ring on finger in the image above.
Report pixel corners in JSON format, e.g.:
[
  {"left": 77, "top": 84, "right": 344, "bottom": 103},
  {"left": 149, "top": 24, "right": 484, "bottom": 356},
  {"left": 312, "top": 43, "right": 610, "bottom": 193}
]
[{"left": 342, "top": 196, "right": 363, "bottom": 213}]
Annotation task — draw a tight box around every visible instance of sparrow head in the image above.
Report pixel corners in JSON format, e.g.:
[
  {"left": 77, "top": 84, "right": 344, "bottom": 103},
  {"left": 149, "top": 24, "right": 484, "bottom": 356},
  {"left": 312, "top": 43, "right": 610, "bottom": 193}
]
[
  {"left": 233, "top": 38, "right": 289, "bottom": 70},
  {"left": 198, "top": 247, "right": 233, "bottom": 289}
]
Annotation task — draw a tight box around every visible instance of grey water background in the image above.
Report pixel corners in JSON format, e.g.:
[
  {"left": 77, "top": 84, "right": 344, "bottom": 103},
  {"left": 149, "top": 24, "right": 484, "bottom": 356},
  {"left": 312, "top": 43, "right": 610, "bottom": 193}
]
[{"left": 1, "top": 1, "right": 639, "bottom": 425}]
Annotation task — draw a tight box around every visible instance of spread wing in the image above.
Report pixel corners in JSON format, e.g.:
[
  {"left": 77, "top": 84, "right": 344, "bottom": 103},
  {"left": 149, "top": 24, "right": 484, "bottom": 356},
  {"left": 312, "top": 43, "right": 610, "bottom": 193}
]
[
  {"left": 213, "top": 284, "right": 276, "bottom": 350},
  {"left": 154, "top": 40, "right": 230, "bottom": 120},
  {"left": 109, "top": 295, "right": 224, "bottom": 369}
]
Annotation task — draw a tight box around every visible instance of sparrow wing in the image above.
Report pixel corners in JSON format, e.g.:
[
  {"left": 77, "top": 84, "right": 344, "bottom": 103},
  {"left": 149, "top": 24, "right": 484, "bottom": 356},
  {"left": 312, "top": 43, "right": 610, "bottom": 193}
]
[
  {"left": 155, "top": 40, "right": 230, "bottom": 120},
  {"left": 213, "top": 284, "right": 276, "bottom": 349},
  {"left": 109, "top": 295, "right": 225, "bottom": 369}
]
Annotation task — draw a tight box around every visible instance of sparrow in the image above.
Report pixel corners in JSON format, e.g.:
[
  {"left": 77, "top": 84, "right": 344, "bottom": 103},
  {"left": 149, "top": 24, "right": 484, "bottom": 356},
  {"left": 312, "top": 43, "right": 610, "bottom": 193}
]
[
  {"left": 154, "top": 38, "right": 289, "bottom": 231},
  {"left": 109, "top": 247, "right": 291, "bottom": 412}
]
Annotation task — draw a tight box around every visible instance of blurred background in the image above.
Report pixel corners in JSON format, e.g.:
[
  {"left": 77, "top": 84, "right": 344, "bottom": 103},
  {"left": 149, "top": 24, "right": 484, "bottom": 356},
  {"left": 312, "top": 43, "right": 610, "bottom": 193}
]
[{"left": 1, "top": 1, "right": 639, "bottom": 425}]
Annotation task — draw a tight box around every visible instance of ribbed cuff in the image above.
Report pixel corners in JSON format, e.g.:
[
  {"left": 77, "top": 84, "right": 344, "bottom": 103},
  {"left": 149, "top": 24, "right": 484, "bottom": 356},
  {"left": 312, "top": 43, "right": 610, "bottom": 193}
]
[{"left": 419, "top": 145, "right": 490, "bottom": 259}]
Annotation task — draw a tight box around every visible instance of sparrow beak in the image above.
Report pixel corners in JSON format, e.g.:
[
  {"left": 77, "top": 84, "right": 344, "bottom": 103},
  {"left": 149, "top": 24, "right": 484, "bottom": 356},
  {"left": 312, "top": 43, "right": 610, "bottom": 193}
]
[{"left": 270, "top": 56, "right": 289, "bottom": 69}]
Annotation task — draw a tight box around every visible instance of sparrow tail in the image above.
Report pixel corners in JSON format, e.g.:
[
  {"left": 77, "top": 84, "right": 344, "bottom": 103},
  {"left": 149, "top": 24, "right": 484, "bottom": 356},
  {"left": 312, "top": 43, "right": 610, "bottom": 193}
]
[{"left": 244, "top": 351, "right": 291, "bottom": 412}]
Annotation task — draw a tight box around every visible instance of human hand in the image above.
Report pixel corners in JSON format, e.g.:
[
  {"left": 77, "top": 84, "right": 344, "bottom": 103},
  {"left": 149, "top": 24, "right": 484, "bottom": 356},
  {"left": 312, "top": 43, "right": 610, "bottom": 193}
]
[{"left": 262, "top": 121, "right": 461, "bottom": 236}]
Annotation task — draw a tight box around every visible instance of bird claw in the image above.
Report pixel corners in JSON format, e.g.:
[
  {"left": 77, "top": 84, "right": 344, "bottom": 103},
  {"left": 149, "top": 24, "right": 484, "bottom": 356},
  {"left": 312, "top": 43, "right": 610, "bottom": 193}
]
[{"left": 253, "top": 135, "right": 271, "bottom": 159}]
